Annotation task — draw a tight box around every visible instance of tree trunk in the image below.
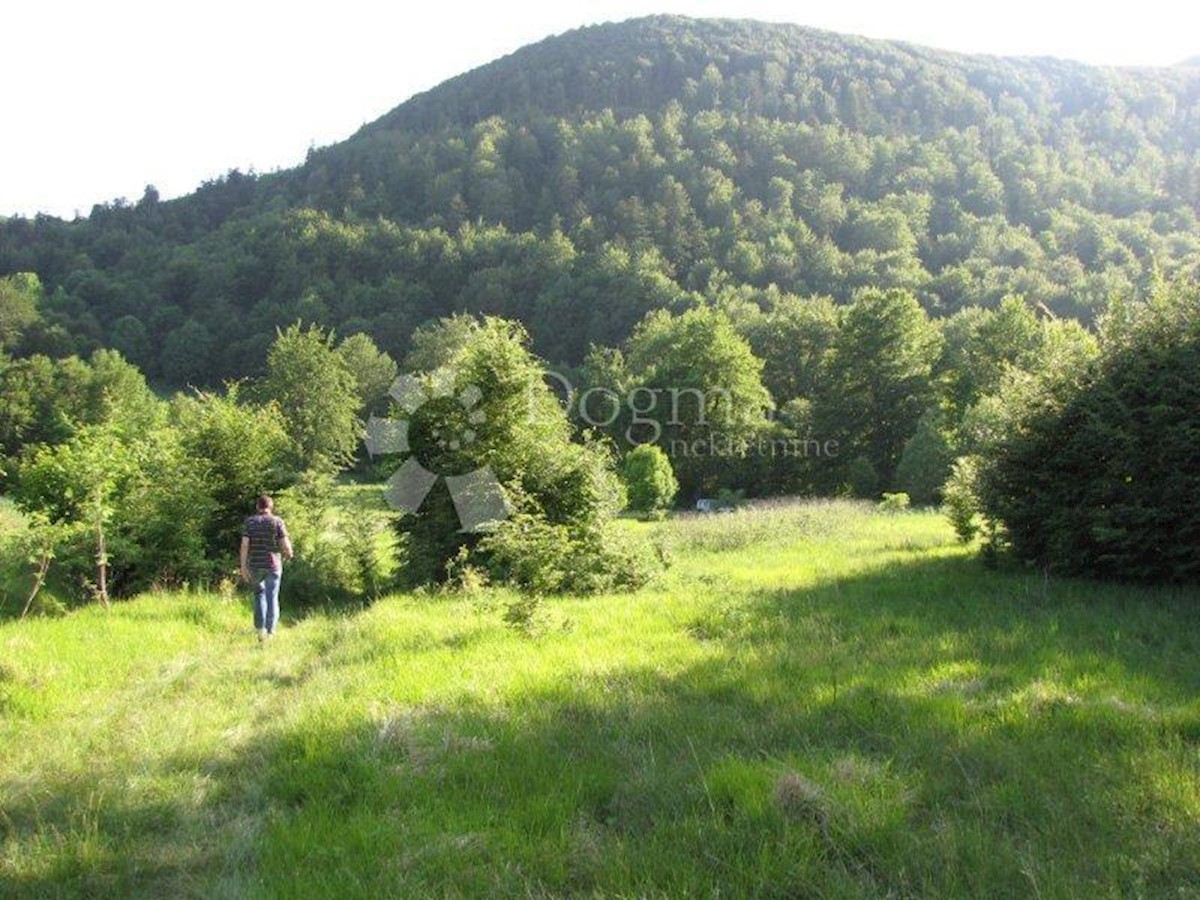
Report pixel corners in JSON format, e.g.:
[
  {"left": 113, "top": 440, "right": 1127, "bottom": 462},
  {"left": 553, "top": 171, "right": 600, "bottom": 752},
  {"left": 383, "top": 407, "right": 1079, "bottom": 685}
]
[
  {"left": 20, "top": 550, "right": 51, "bottom": 620},
  {"left": 95, "top": 500, "right": 110, "bottom": 610}
]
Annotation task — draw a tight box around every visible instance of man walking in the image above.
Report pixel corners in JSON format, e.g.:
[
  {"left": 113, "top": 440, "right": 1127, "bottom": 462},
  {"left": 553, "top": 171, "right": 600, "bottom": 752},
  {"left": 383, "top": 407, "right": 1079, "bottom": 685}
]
[{"left": 239, "top": 495, "right": 294, "bottom": 641}]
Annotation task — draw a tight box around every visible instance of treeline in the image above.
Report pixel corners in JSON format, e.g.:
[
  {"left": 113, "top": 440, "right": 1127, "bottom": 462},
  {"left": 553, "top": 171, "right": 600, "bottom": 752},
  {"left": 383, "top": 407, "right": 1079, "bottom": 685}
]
[
  {"left": 0, "top": 316, "right": 666, "bottom": 610},
  {"left": 1, "top": 17, "right": 1198, "bottom": 385},
  {"left": 559, "top": 284, "right": 1094, "bottom": 502},
  {"left": 3, "top": 274, "right": 1195, "bottom": 599},
  {"left": 0, "top": 276, "right": 1086, "bottom": 605},
  {"left": 0, "top": 267, "right": 1096, "bottom": 506},
  {"left": 0, "top": 323, "right": 402, "bottom": 609}
]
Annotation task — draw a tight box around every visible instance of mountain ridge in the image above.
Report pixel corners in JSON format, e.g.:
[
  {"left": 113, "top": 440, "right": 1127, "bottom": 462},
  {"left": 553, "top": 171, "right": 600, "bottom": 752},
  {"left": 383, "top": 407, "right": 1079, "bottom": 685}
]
[
  {"left": 1, "top": 15, "right": 1197, "bottom": 384},
  {"left": 355, "top": 16, "right": 1197, "bottom": 138}
]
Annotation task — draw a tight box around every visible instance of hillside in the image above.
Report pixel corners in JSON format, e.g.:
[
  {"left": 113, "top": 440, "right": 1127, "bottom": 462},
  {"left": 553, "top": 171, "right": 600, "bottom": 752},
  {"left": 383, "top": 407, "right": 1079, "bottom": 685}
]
[{"left": 1, "top": 16, "right": 1198, "bottom": 383}]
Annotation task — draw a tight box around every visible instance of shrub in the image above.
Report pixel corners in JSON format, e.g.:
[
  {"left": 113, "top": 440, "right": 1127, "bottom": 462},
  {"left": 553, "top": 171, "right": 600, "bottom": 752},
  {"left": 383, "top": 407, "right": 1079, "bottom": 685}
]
[
  {"left": 275, "top": 470, "right": 398, "bottom": 605},
  {"left": 895, "top": 409, "right": 955, "bottom": 504},
  {"left": 942, "top": 456, "right": 983, "bottom": 544},
  {"left": 172, "top": 386, "right": 295, "bottom": 560},
  {"left": 395, "top": 318, "right": 635, "bottom": 591},
  {"left": 974, "top": 279, "right": 1200, "bottom": 582},
  {"left": 120, "top": 426, "right": 217, "bottom": 587},
  {"left": 13, "top": 423, "right": 216, "bottom": 599},
  {"left": 13, "top": 386, "right": 312, "bottom": 604},
  {"left": 622, "top": 445, "right": 678, "bottom": 516},
  {"left": 14, "top": 424, "right": 137, "bottom": 603},
  {"left": 476, "top": 514, "right": 664, "bottom": 595},
  {"left": 844, "top": 455, "right": 879, "bottom": 499},
  {"left": 877, "top": 492, "right": 910, "bottom": 513}
]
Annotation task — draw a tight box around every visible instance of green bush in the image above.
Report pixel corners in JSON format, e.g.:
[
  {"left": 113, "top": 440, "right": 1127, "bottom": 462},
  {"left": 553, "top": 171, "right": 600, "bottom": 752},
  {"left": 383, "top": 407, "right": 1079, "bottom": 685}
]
[
  {"left": 477, "top": 514, "right": 664, "bottom": 595},
  {"left": 12, "top": 386, "right": 306, "bottom": 604},
  {"left": 844, "top": 455, "right": 879, "bottom": 499},
  {"left": 942, "top": 456, "right": 983, "bottom": 544},
  {"left": 275, "top": 471, "right": 398, "bottom": 606},
  {"left": 172, "top": 386, "right": 295, "bottom": 560},
  {"left": 975, "top": 280, "right": 1200, "bottom": 582},
  {"left": 877, "top": 492, "right": 910, "bottom": 513},
  {"left": 258, "top": 323, "right": 362, "bottom": 472},
  {"left": 395, "top": 318, "right": 634, "bottom": 591},
  {"left": 895, "top": 409, "right": 955, "bottom": 505},
  {"left": 622, "top": 445, "right": 678, "bottom": 516}
]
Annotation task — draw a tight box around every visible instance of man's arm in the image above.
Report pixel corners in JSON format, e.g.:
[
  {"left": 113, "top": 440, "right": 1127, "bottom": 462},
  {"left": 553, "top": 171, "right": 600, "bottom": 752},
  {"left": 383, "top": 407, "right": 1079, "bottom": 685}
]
[
  {"left": 239, "top": 536, "right": 251, "bottom": 581},
  {"left": 279, "top": 520, "right": 294, "bottom": 561}
]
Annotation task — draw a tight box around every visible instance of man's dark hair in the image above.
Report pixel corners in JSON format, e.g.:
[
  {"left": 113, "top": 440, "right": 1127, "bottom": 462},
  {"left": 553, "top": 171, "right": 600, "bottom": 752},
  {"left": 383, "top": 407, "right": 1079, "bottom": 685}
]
[{"left": 256, "top": 495, "right": 274, "bottom": 512}]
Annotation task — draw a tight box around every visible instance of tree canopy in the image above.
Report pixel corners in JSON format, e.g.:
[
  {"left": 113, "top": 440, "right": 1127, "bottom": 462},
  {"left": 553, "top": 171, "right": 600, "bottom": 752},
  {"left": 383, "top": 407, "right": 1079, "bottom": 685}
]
[{"left": 1, "top": 17, "right": 1196, "bottom": 386}]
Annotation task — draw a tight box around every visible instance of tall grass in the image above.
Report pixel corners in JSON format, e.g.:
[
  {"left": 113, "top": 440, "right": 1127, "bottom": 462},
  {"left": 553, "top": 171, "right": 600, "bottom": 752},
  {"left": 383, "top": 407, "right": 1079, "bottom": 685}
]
[
  {"left": 661, "top": 497, "right": 872, "bottom": 553},
  {"left": 2, "top": 500, "right": 1199, "bottom": 897}
]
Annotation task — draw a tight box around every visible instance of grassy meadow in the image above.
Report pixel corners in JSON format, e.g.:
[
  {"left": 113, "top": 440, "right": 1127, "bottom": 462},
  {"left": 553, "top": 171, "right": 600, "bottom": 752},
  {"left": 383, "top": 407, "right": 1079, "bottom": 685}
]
[{"left": 2, "top": 499, "right": 1200, "bottom": 897}]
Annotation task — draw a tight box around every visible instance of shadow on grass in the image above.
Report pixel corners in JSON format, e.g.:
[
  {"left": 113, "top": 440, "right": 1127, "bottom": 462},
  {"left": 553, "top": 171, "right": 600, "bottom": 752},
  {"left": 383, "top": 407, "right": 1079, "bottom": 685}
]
[{"left": 4, "top": 554, "right": 1200, "bottom": 897}]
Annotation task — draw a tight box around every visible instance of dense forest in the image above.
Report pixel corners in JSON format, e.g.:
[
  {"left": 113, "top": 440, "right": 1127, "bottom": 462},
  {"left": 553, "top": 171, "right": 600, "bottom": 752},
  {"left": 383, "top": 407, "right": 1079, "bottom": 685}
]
[{"left": 2, "top": 16, "right": 1199, "bottom": 385}]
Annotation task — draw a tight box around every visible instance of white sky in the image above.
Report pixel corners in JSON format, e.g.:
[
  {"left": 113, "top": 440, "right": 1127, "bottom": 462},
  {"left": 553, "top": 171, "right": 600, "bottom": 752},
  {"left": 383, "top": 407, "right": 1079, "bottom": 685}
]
[{"left": 3, "top": 0, "right": 1198, "bottom": 219}]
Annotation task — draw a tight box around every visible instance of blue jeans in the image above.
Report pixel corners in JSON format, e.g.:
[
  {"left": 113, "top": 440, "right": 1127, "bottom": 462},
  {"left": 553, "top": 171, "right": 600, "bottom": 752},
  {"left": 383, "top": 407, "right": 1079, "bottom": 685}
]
[{"left": 251, "top": 569, "right": 281, "bottom": 633}]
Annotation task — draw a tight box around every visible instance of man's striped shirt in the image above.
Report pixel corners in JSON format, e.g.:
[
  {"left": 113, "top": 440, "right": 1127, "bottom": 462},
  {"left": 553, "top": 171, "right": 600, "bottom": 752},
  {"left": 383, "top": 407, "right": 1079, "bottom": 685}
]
[{"left": 242, "top": 514, "right": 288, "bottom": 573}]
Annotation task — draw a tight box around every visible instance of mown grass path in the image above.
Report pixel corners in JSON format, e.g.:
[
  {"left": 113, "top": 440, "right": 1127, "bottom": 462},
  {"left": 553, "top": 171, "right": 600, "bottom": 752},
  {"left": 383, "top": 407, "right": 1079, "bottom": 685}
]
[{"left": 3, "top": 502, "right": 1199, "bottom": 897}]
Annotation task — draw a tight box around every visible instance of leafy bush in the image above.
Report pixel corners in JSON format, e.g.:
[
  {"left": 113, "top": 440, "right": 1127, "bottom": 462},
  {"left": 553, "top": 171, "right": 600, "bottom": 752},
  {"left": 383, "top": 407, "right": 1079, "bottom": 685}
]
[
  {"left": 396, "top": 318, "right": 636, "bottom": 591},
  {"left": 974, "top": 280, "right": 1200, "bottom": 582},
  {"left": 844, "top": 455, "right": 879, "bottom": 499},
  {"left": 258, "top": 323, "right": 362, "bottom": 472},
  {"left": 12, "top": 386, "right": 303, "bottom": 603},
  {"left": 895, "top": 409, "right": 955, "bottom": 505},
  {"left": 7, "top": 344, "right": 385, "bottom": 608},
  {"left": 13, "top": 423, "right": 216, "bottom": 599},
  {"left": 172, "top": 386, "right": 295, "bottom": 561},
  {"left": 275, "top": 470, "right": 398, "bottom": 606},
  {"left": 877, "top": 492, "right": 910, "bottom": 513},
  {"left": 942, "top": 457, "right": 983, "bottom": 544},
  {"left": 476, "top": 515, "right": 664, "bottom": 595},
  {"left": 622, "top": 445, "right": 678, "bottom": 516}
]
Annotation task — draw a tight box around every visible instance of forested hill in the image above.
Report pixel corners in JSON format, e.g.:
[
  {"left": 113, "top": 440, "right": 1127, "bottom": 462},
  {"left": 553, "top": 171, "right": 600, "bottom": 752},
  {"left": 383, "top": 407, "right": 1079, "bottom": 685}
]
[{"left": 2, "top": 16, "right": 1199, "bottom": 385}]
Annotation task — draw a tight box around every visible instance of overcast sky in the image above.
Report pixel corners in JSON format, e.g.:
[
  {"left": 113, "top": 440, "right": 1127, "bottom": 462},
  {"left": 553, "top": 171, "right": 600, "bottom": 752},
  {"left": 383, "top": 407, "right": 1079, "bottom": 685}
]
[{"left": 3, "top": 0, "right": 1198, "bottom": 219}]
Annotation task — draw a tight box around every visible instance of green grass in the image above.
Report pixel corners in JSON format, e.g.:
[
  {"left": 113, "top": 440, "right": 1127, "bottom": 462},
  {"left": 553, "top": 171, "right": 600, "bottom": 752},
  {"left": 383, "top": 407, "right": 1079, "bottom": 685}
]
[{"left": 3, "top": 500, "right": 1200, "bottom": 897}]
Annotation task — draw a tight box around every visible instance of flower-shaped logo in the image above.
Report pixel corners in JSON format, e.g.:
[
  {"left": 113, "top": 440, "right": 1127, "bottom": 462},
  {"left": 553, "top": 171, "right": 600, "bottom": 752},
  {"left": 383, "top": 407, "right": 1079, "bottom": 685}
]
[{"left": 365, "top": 369, "right": 510, "bottom": 533}]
